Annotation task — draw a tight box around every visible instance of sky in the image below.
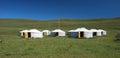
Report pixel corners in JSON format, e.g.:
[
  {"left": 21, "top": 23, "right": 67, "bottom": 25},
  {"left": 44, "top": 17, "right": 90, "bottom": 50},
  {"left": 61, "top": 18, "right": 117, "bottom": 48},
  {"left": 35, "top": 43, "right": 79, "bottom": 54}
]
[{"left": 0, "top": 0, "right": 120, "bottom": 20}]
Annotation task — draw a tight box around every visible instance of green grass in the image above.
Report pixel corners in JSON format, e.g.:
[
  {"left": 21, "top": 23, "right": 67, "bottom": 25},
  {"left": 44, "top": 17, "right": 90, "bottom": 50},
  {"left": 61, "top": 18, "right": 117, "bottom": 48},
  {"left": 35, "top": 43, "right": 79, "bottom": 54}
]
[{"left": 0, "top": 18, "right": 120, "bottom": 58}]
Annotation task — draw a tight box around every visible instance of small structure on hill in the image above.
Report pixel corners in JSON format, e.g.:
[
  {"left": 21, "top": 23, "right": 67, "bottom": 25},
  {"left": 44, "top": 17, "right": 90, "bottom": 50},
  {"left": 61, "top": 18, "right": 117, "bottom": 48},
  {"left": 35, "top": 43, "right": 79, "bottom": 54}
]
[
  {"left": 42, "top": 30, "right": 51, "bottom": 36},
  {"left": 68, "top": 30, "right": 75, "bottom": 37},
  {"left": 20, "top": 29, "right": 43, "bottom": 39},
  {"left": 90, "top": 29, "right": 107, "bottom": 37},
  {"left": 90, "top": 29, "right": 100, "bottom": 36},
  {"left": 68, "top": 27, "right": 93, "bottom": 38},
  {"left": 75, "top": 27, "right": 89, "bottom": 38},
  {"left": 98, "top": 29, "right": 107, "bottom": 35},
  {"left": 51, "top": 29, "right": 66, "bottom": 36},
  {"left": 29, "top": 29, "right": 43, "bottom": 38}
]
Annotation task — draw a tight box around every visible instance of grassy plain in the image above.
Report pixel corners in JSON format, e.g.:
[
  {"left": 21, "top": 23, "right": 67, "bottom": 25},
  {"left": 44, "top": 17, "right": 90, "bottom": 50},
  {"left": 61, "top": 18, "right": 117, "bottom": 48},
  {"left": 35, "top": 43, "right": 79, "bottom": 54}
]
[{"left": 0, "top": 18, "right": 120, "bottom": 58}]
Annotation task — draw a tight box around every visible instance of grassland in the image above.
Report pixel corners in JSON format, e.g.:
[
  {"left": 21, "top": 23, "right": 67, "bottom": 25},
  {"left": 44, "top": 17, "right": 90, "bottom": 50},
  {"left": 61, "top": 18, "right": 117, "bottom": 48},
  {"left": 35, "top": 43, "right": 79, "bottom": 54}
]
[{"left": 0, "top": 18, "right": 120, "bottom": 58}]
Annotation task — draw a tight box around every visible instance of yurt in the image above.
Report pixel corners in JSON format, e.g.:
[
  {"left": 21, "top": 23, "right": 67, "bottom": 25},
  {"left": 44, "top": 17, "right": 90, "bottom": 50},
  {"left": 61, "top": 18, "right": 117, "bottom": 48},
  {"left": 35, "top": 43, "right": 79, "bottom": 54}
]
[
  {"left": 42, "top": 30, "right": 51, "bottom": 36},
  {"left": 51, "top": 29, "right": 66, "bottom": 36},
  {"left": 98, "top": 29, "right": 107, "bottom": 35},
  {"left": 90, "top": 29, "right": 98, "bottom": 36},
  {"left": 103, "top": 30, "right": 107, "bottom": 35},
  {"left": 29, "top": 29, "right": 43, "bottom": 38},
  {"left": 97, "top": 29, "right": 105, "bottom": 36},
  {"left": 90, "top": 29, "right": 103, "bottom": 36},
  {"left": 68, "top": 27, "right": 93, "bottom": 38},
  {"left": 68, "top": 30, "right": 75, "bottom": 37},
  {"left": 20, "top": 30, "right": 29, "bottom": 38},
  {"left": 68, "top": 30, "right": 78, "bottom": 38},
  {"left": 75, "top": 27, "right": 89, "bottom": 38}
]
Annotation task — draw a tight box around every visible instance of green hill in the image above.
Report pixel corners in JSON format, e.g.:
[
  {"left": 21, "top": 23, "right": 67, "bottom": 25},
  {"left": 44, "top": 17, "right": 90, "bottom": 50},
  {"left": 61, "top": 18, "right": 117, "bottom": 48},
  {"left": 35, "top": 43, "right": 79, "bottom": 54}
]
[{"left": 0, "top": 18, "right": 120, "bottom": 58}]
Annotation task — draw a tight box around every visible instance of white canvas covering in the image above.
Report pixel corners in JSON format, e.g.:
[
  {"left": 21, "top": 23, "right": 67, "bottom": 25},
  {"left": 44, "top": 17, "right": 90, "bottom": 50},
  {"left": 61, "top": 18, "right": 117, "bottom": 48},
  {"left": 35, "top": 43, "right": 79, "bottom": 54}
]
[
  {"left": 42, "top": 30, "right": 51, "bottom": 35},
  {"left": 75, "top": 27, "right": 88, "bottom": 32},
  {"left": 90, "top": 29, "right": 100, "bottom": 36},
  {"left": 103, "top": 30, "right": 107, "bottom": 35},
  {"left": 98, "top": 29, "right": 107, "bottom": 35},
  {"left": 52, "top": 29, "right": 66, "bottom": 36},
  {"left": 29, "top": 29, "right": 43, "bottom": 38},
  {"left": 75, "top": 27, "right": 93, "bottom": 38},
  {"left": 68, "top": 27, "right": 93, "bottom": 38},
  {"left": 96, "top": 30, "right": 102, "bottom": 36},
  {"left": 84, "top": 31, "right": 93, "bottom": 38},
  {"left": 97, "top": 30, "right": 104, "bottom": 36}
]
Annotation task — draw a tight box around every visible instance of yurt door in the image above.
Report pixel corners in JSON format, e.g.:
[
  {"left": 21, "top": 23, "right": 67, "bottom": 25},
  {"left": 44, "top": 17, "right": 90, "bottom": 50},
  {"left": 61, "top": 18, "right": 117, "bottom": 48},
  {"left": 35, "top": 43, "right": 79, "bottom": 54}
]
[
  {"left": 55, "top": 32, "right": 59, "bottom": 36},
  {"left": 93, "top": 32, "right": 97, "bottom": 36},
  {"left": 80, "top": 32, "right": 84, "bottom": 37},
  {"left": 28, "top": 32, "right": 31, "bottom": 38},
  {"left": 101, "top": 32, "right": 103, "bottom": 35}
]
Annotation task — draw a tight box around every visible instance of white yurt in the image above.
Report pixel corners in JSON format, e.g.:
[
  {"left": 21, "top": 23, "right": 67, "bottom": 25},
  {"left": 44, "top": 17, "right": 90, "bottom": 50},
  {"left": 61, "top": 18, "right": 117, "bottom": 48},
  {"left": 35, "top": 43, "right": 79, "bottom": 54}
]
[
  {"left": 68, "top": 27, "right": 93, "bottom": 38},
  {"left": 42, "top": 30, "right": 51, "bottom": 36},
  {"left": 90, "top": 29, "right": 98, "bottom": 36},
  {"left": 103, "top": 30, "right": 107, "bottom": 35},
  {"left": 51, "top": 29, "right": 66, "bottom": 36},
  {"left": 68, "top": 30, "right": 77, "bottom": 38},
  {"left": 29, "top": 29, "right": 43, "bottom": 38},
  {"left": 75, "top": 27, "right": 90, "bottom": 38},
  {"left": 98, "top": 29, "right": 107, "bottom": 35},
  {"left": 90, "top": 29, "right": 103, "bottom": 36},
  {"left": 68, "top": 30, "right": 76, "bottom": 37},
  {"left": 20, "top": 30, "right": 29, "bottom": 38}
]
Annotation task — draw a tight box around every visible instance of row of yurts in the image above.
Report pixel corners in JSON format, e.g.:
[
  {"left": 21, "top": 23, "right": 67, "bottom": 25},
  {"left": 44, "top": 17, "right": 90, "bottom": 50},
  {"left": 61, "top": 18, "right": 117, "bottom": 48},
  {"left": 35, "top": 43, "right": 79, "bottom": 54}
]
[{"left": 19, "top": 27, "right": 107, "bottom": 39}]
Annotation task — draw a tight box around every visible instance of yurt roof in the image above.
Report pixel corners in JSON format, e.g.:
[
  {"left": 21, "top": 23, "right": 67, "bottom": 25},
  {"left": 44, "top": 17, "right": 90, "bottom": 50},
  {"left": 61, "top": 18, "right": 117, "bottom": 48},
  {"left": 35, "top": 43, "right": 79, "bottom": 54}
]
[
  {"left": 90, "top": 29, "right": 98, "bottom": 32},
  {"left": 52, "top": 29, "right": 65, "bottom": 32},
  {"left": 42, "top": 30, "right": 50, "bottom": 32},
  {"left": 29, "top": 29, "right": 40, "bottom": 32},
  {"left": 75, "top": 27, "right": 88, "bottom": 31}
]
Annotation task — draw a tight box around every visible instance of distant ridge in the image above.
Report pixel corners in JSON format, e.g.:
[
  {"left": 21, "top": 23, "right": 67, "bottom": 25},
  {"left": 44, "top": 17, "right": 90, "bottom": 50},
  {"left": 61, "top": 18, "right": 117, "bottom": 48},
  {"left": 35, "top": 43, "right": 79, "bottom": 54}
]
[{"left": 0, "top": 17, "right": 120, "bottom": 21}]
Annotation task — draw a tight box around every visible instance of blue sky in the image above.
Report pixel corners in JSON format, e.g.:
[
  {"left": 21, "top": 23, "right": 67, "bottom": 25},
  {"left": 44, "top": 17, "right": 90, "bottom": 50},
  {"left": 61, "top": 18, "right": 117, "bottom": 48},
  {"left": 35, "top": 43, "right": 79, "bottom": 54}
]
[{"left": 0, "top": 0, "right": 120, "bottom": 20}]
